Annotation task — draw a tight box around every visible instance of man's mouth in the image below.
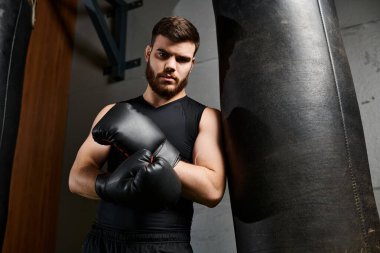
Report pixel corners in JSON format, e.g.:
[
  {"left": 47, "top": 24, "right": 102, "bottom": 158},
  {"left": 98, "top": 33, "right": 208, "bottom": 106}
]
[{"left": 158, "top": 74, "right": 177, "bottom": 82}]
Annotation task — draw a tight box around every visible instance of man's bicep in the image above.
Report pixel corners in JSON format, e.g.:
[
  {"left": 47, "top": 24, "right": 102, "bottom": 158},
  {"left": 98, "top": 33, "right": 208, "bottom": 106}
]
[
  {"left": 75, "top": 134, "right": 110, "bottom": 170},
  {"left": 72, "top": 104, "right": 115, "bottom": 171},
  {"left": 192, "top": 108, "right": 225, "bottom": 178}
]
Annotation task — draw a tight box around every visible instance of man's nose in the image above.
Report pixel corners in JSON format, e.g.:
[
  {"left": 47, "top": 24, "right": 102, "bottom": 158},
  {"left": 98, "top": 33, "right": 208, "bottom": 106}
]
[{"left": 164, "top": 57, "right": 176, "bottom": 73}]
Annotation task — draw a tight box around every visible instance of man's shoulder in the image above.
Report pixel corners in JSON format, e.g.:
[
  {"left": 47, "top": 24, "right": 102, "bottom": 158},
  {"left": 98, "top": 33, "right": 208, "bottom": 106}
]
[
  {"left": 118, "top": 95, "right": 143, "bottom": 105},
  {"left": 198, "top": 107, "right": 222, "bottom": 133},
  {"left": 185, "top": 97, "right": 223, "bottom": 118},
  {"left": 96, "top": 95, "right": 142, "bottom": 119},
  {"left": 183, "top": 96, "right": 206, "bottom": 110}
]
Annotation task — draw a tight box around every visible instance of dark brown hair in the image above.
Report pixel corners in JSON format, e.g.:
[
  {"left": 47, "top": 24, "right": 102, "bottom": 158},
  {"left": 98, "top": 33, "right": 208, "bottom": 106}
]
[{"left": 151, "top": 16, "right": 200, "bottom": 55}]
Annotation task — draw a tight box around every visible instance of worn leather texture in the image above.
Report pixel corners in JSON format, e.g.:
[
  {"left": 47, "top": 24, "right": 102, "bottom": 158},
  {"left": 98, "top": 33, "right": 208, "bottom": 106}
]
[
  {"left": 213, "top": 0, "right": 380, "bottom": 252},
  {"left": 92, "top": 103, "right": 167, "bottom": 156},
  {"left": 0, "top": 0, "right": 32, "bottom": 249}
]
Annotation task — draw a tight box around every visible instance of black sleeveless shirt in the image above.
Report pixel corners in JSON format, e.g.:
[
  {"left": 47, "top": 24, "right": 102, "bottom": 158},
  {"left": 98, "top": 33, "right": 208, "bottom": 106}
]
[{"left": 96, "top": 95, "right": 206, "bottom": 232}]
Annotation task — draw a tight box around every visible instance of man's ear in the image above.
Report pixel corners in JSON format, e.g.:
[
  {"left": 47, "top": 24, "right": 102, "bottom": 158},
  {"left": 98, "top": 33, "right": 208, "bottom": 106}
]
[
  {"left": 190, "top": 57, "right": 195, "bottom": 72},
  {"left": 144, "top": 45, "right": 152, "bottom": 62}
]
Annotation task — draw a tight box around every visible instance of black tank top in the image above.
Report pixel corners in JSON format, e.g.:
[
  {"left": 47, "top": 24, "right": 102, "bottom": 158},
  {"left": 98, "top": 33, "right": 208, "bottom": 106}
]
[{"left": 96, "top": 95, "right": 206, "bottom": 232}]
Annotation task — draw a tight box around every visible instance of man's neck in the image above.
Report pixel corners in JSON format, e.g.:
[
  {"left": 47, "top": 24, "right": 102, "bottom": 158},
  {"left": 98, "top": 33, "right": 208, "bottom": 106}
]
[{"left": 142, "top": 86, "right": 186, "bottom": 108}]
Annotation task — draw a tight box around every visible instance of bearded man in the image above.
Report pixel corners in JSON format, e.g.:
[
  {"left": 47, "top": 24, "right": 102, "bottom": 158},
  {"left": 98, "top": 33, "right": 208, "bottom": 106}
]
[{"left": 69, "top": 16, "right": 225, "bottom": 253}]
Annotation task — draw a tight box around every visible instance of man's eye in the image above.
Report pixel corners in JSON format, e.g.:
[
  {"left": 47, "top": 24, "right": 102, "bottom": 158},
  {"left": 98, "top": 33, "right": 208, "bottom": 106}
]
[
  {"left": 158, "top": 52, "right": 169, "bottom": 58},
  {"left": 176, "top": 57, "right": 190, "bottom": 63}
]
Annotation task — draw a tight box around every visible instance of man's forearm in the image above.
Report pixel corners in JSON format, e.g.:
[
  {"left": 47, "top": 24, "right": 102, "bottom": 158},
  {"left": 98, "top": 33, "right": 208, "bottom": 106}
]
[
  {"left": 69, "top": 165, "right": 101, "bottom": 200},
  {"left": 173, "top": 161, "right": 225, "bottom": 207}
]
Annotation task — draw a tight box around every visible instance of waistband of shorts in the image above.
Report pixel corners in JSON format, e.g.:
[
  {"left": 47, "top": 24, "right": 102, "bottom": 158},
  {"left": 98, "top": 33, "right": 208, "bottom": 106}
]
[{"left": 90, "top": 223, "right": 191, "bottom": 243}]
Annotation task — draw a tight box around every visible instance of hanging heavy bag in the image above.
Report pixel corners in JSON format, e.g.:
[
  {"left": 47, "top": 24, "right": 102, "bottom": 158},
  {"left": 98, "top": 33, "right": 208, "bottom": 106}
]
[
  {"left": 213, "top": 0, "right": 380, "bottom": 252},
  {"left": 0, "top": 0, "right": 33, "bottom": 249}
]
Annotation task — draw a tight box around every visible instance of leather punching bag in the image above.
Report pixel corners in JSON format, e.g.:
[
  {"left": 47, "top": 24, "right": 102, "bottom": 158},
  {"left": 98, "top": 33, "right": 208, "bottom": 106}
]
[
  {"left": 0, "top": 0, "right": 33, "bottom": 249},
  {"left": 213, "top": 0, "right": 380, "bottom": 252}
]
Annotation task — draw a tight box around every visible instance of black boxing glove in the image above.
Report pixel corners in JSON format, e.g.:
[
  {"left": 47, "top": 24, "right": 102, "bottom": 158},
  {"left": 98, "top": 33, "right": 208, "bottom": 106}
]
[
  {"left": 92, "top": 103, "right": 180, "bottom": 167},
  {"left": 95, "top": 149, "right": 149, "bottom": 202},
  {"left": 96, "top": 149, "right": 181, "bottom": 210}
]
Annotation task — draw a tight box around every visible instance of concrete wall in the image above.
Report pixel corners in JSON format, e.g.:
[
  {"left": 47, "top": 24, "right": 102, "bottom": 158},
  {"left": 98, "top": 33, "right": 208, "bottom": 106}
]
[
  {"left": 335, "top": 0, "right": 380, "bottom": 213},
  {"left": 55, "top": 0, "right": 380, "bottom": 252}
]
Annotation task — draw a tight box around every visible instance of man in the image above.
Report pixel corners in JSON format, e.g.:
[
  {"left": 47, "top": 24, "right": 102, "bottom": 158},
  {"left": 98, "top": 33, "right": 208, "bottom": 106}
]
[{"left": 69, "top": 16, "right": 225, "bottom": 253}]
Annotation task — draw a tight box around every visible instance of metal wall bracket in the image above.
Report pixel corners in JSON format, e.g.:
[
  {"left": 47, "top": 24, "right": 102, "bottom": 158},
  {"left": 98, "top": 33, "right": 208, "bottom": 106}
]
[{"left": 83, "top": 0, "right": 143, "bottom": 81}]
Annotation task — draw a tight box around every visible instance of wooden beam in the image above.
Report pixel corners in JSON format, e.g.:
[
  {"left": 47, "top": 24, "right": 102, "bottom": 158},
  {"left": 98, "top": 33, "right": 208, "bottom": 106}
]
[{"left": 2, "top": 0, "right": 78, "bottom": 252}]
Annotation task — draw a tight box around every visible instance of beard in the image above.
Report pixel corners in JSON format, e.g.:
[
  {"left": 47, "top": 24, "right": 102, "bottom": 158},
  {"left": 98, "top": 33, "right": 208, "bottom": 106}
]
[{"left": 145, "top": 59, "right": 189, "bottom": 100}]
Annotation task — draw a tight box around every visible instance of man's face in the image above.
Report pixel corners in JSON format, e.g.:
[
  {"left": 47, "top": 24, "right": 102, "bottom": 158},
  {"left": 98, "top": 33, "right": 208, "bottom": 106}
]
[{"left": 145, "top": 35, "right": 196, "bottom": 100}]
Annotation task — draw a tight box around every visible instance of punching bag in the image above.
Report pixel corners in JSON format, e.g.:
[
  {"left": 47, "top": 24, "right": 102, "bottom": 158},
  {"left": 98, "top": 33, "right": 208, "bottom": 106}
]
[
  {"left": 213, "top": 0, "right": 380, "bottom": 252},
  {"left": 0, "top": 0, "right": 33, "bottom": 249}
]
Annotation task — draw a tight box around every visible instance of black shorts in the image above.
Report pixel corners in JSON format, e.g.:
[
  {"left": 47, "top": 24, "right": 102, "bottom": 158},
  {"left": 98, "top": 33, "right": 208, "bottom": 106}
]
[{"left": 82, "top": 223, "right": 193, "bottom": 253}]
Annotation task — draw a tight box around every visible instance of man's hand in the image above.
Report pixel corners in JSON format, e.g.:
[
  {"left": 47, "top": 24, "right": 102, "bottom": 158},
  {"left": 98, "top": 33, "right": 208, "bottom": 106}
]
[{"left": 95, "top": 149, "right": 181, "bottom": 210}]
